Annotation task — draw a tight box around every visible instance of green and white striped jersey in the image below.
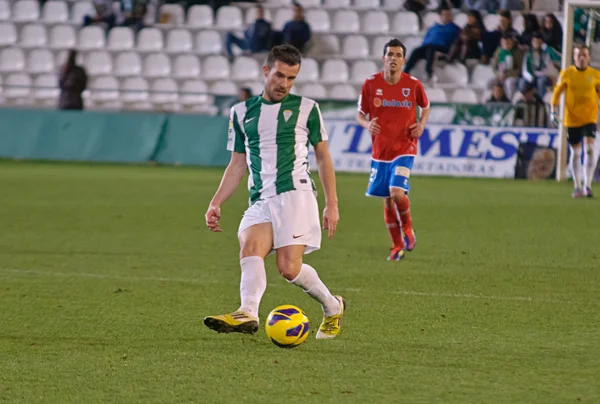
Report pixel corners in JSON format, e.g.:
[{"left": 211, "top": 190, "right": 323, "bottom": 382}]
[{"left": 227, "top": 94, "right": 328, "bottom": 204}]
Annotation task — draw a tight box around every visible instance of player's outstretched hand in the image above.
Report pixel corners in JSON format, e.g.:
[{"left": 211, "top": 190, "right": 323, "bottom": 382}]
[
  {"left": 550, "top": 111, "right": 559, "bottom": 128},
  {"left": 409, "top": 123, "right": 424, "bottom": 138},
  {"left": 368, "top": 118, "right": 381, "bottom": 135},
  {"left": 205, "top": 204, "right": 222, "bottom": 232},
  {"left": 322, "top": 204, "right": 339, "bottom": 240}
]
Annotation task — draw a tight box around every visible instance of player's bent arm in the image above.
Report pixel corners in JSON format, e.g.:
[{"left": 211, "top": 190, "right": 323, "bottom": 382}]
[
  {"left": 313, "top": 141, "right": 338, "bottom": 206},
  {"left": 419, "top": 105, "right": 431, "bottom": 127},
  {"left": 209, "top": 151, "right": 247, "bottom": 207},
  {"left": 550, "top": 72, "right": 567, "bottom": 112},
  {"left": 356, "top": 111, "right": 370, "bottom": 129}
]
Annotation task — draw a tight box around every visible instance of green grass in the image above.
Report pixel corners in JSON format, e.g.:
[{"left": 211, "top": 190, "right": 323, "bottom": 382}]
[{"left": 0, "top": 161, "right": 599, "bottom": 403}]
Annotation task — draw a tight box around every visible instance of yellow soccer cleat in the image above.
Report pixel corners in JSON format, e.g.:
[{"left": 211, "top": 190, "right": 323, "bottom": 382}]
[
  {"left": 204, "top": 311, "right": 259, "bottom": 335},
  {"left": 316, "top": 296, "right": 346, "bottom": 340}
]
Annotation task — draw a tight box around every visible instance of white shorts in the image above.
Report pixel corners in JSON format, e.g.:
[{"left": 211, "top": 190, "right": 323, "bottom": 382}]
[{"left": 238, "top": 190, "right": 322, "bottom": 255}]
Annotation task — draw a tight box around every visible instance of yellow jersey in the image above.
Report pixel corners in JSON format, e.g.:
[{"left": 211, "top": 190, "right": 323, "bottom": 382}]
[{"left": 551, "top": 65, "right": 600, "bottom": 127}]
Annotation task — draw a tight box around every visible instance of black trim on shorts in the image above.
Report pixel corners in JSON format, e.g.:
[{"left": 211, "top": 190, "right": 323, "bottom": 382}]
[{"left": 567, "top": 123, "right": 597, "bottom": 145}]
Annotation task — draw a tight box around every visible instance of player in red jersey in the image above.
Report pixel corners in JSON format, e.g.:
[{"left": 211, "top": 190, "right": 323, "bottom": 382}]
[{"left": 356, "top": 38, "right": 430, "bottom": 261}]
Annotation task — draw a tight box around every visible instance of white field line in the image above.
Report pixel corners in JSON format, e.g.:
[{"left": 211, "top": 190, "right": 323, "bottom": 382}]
[{"left": 0, "top": 267, "right": 572, "bottom": 304}]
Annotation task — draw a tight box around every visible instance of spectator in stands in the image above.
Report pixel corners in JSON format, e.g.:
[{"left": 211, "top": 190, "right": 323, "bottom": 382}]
[
  {"left": 58, "top": 50, "right": 87, "bottom": 111},
  {"left": 462, "top": 0, "right": 496, "bottom": 12},
  {"left": 518, "top": 14, "right": 541, "bottom": 49},
  {"left": 520, "top": 32, "right": 560, "bottom": 98},
  {"left": 121, "top": 0, "right": 148, "bottom": 33},
  {"left": 280, "top": 2, "right": 311, "bottom": 53},
  {"left": 514, "top": 80, "right": 546, "bottom": 127},
  {"left": 573, "top": 8, "right": 600, "bottom": 44},
  {"left": 224, "top": 5, "right": 272, "bottom": 62},
  {"left": 541, "top": 13, "right": 563, "bottom": 51},
  {"left": 491, "top": 33, "right": 523, "bottom": 101},
  {"left": 483, "top": 10, "right": 518, "bottom": 63},
  {"left": 83, "top": 0, "right": 117, "bottom": 31},
  {"left": 229, "top": 87, "right": 253, "bottom": 109},
  {"left": 499, "top": 0, "right": 525, "bottom": 10},
  {"left": 403, "top": 5, "right": 460, "bottom": 83},
  {"left": 404, "top": 0, "right": 428, "bottom": 14},
  {"left": 487, "top": 81, "right": 510, "bottom": 103},
  {"left": 447, "top": 9, "right": 485, "bottom": 64}
]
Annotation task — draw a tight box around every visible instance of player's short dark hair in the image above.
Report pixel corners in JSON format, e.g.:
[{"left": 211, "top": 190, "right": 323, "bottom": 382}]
[
  {"left": 575, "top": 43, "right": 589, "bottom": 51},
  {"left": 383, "top": 38, "right": 407, "bottom": 58},
  {"left": 266, "top": 44, "right": 302, "bottom": 69}
]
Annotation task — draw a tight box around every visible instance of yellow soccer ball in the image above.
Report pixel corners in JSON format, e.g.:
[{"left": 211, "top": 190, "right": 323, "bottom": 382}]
[{"left": 265, "top": 305, "right": 310, "bottom": 348}]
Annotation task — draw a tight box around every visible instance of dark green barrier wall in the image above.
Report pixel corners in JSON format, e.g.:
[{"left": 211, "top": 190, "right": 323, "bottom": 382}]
[{"left": 0, "top": 108, "right": 230, "bottom": 166}]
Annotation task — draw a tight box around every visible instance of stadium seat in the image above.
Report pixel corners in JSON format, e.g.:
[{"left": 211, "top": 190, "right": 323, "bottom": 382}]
[
  {"left": 296, "top": 0, "right": 321, "bottom": 7},
  {"left": 71, "top": 1, "right": 94, "bottom": 24},
  {"left": 215, "top": 6, "right": 243, "bottom": 30},
  {"left": 90, "top": 76, "right": 120, "bottom": 105},
  {"left": 273, "top": 8, "right": 294, "bottom": 31},
  {"left": 209, "top": 80, "right": 238, "bottom": 96},
  {"left": 454, "top": 12, "right": 468, "bottom": 28},
  {"left": 354, "top": 0, "right": 380, "bottom": 10},
  {"left": 392, "top": 12, "right": 419, "bottom": 35},
  {"left": 371, "top": 36, "right": 389, "bottom": 58},
  {"left": 186, "top": 5, "right": 214, "bottom": 28},
  {"left": 381, "top": 0, "right": 404, "bottom": 10},
  {"left": 350, "top": 60, "right": 377, "bottom": 84},
  {"left": 513, "top": 14, "right": 524, "bottom": 33},
  {"left": 324, "top": 0, "right": 350, "bottom": 8},
  {"left": 114, "top": 52, "right": 142, "bottom": 77},
  {"left": 0, "top": 48, "right": 26, "bottom": 73},
  {"left": 245, "top": 7, "right": 273, "bottom": 25},
  {"left": 305, "top": 9, "right": 330, "bottom": 33},
  {"left": 179, "top": 79, "right": 211, "bottom": 106},
  {"left": 158, "top": 4, "right": 185, "bottom": 25},
  {"left": 151, "top": 78, "right": 178, "bottom": 105},
  {"left": 451, "top": 88, "right": 477, "bottom": 104},
  {"left": 311, "top": 34, "right": 340, "bottom": 55},
  {"left": 107, "top": 27, "right": 135, "bottom": 51},
  {"left": 137, "top": 28, "right": 164, "bottom": 52},
  {"left": 85, "top": 50, "right": 113, "bottom": 76},
  {"left": 41, "top": 0, "right": 68, "bottom": 23},
  {"left": 295, "top": 58, "right": 319, "bottom": 83},
  {"left": 245, "top": 81, "right": 265, "bottom": 97},
  {"left": 231, "top": 56, "right": 260, "bottom": 81},
  {"left": 4, "top": 73, "right": 31, "bottom": 102},
  {"left": 332, "top": 10, "right": 360, "bottom": 33},
  {"left": 19, "top": 24, "right": 47, "bottom": 48},
  {"left": 0, "top": 22, "right": 17, "bottom": 46},
  {"left": 321, "top": 59, "right": 349, "bottom": 83},
  {"left": 143, "top": 53, "right": 171, "bottom": 78},
  {"left": 264, "top": 0, "right": 293, "bottom": 7},
  {"left": 330, "top": 83, "right": 357, "bottom": 100},
  {"left": 78, "top": 26, "right": 105, "bottom": 51},
  {"left": 120, "top": 77, "right": 150, "bottom": 104},
  {"left": 33, "top": 74, "right": 59, "bottom": 104},
  {"left": 165, "top": 29, "right": 193, "bottom": 53},
  {"left": 438, "top": 63, "right": 468, "bottom": 87},
  {"left": 470, "top": 65, "right": 496, "bottom": 89},
  {"left": 173, "top": 54, "right": 201, "bottom": 79},
  {"left": 402, "top": 36, "right": 424, "bottom": 56},
  {"left": 422, "top": 11, "right": 440, "bottom": 30},
  {"left": 27, "top": 48, "right": 55, "bottom": 74},
  {"left": 484, "top": 14, "right": 500, "bottom": 32},
  {"left": 49, "top": 25, "right": 76, "bottom": 49},
  {"left": 202, "top": 55, "right": 230, "bottom": 80},
  {"left": 424, "top": 87, "right": 447, "bottom": 103},
  {"left": 195, "top": 30, "right": 223, "bottom": 55},
  {"left": 0, "top": 0, "right": 10, "bottom": 20},
  {"left": 300, "top": 83, "right": 326, "bottom": 99},
  {"left": 342, "top": 35, "right": 369, "bottom": 58},
  {"left": 361, "top": 11, "right": 389, "bottom": 35},
  {"left": 12, "top": 0, "right": 39, "bottom": 22}
]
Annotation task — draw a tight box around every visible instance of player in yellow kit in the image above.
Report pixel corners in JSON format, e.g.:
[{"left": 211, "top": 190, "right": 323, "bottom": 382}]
[{"left": 551, "top": 45, "right": 600, "bottom": 198}]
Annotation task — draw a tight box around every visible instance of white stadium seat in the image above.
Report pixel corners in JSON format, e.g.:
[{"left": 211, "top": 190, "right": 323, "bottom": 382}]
[
  {"left": 300, "top": 83, "right": 326, "bottom": 99},
  {"left": 231, "top": 56, "right": 260, "bottom": 81},
  {"left": 33, "top": 74, "right": 59, "bottom": 104},
  {"left": 321, "top": 59, "right": 349, "bottom": 84},
  {"left": 158, "top": 4, "right": 185, "bottom": 25},
  {"left": 202, "top": 55, "right": 230, "bottom": 80},
  {"left": 12, "top": 0, "right": 39, "bottom": 22},
  {"left": 107, "top": 27, "right": 135, "bottom": 51},
  {"left": 114, "top": 52, "right": 142, "bottom": 77},
  {"left": 5, "top": 73, "right": 31, "bottom": 103},
  {"left": 311, "top": 34, "right": 340, "bottom": 55},
  {"left": 246, "top": 81, "right": 265, "bottom": 97},
  {"left": 305, "top": 9, "right": 330, "bottom": 33},
  {"left": 438, "top": 63, "right": 468, "bottom": 87},
  {"left": 342, "top": 35, "right": 369, "bottom": 58},
  {"left": 454, "top": 12, "right": 468, "bottom": 28},
  {"left": 209, "top": 80, "right": 238, "bottom": 96},
  {"left": 166, "top": 29, "right": 193, "bottom": 53},
  {"left": 195, "top": 30, "right": 222, "bottom": 55},
  {"left": 0, "top": 48, "right": 26, "bottom": 73},
  {"left": 392, "top": 12, "right": 419, "bottom": 35},
  {"left": 0, "top": 22, "right": 16, "bottom": 46},
  {"left": 422, "top": 11, "right": 440, "bottom": 30},
  {"left": 330, "top": 83, "right": 357, "bottom": 100},
  {"left": 143, "top": 53, "right": 171, "bottom": 78},
  {"left": 54, "top": 49, "right": 84, "bottom": 69},
  {"left": 245, "top": 7, "right": 272, "bottom": 25},
  {"left": 273, "top": 8, "right": 294, "bottom": 31},
  {"left": 78, "top": 26, "right": 105, "bottom": 50},
  {"left": 137, "top": 28, "right": 164, "bottom": 52},
  {"left": 513, "top": 14, "right": 524, "bottom": 33},
  {"left": 451, "top": 88, "right": 478, "bottom": 104},
  {"left": 173, "top": 54, "right": 201, "bottom": 79},
  {"left": 425, "top": 87, "right": 447, "bottom": 103},
  {"left": 371, "top": 36, "right": 390, "bottom": 58},
  {"left": 151, "top": 78, "right": 178, "bottom": 105},
  {"left": 215, "top": 6, "right": 243, "bottom": 30},
  {"left": 295, "top": 58, "right": 319, "bottom": 83},
  {"left": 402, "top": 36, "right": 424, "bottom": 56},
  {"left": 296, "top": 0, "right": 321, "bottom": 7},
  {"left": 71, "top": 1, "right": 94, "bottom": 24},
  {"left": 484, "top": 14, "right": 500, "bottom": 32},
  {"left": 121, "top": 77, "right": 150, "bottom": 104},
  {"left": 20, "top": 24, "right": 47, "bottom": 48},
  {"left": 332, "top": 10, "right": 360, "bottom": 33},
  {"left": 471, "top": 65, "right": 496, "bottom": 89},
  {"left": 354, "top": 0, "right": 380, "bottom": 9},
  {"left": 350, "top": 60, "right": 377, "bottom": 84},
  {"left": 49, "top": 25, "right": 76, "bottom": 49},
  {"left": 361, "top": 11, "right": 389, "bottom": 35},
  {"left": 323, "top": 0, "right": 350, "bottom": 8},
  {"left": 90, "top": 76, "right": 120, "bottom": 104},
  {"left": 264, "top": 0, "right": 293, "bottom": 7},
  {"left": 42, "top": 0, "right": 68, "bottom": 23},
  {"left": 382, "top": 0, "right": 403, "bottom": 10},
  {"left": 85, "top": 50, "right": 113, "bottom": 76},
  {"left": 186, "top": 5, "right": 214, "bottom": 28},
  {"left": 0, "top": 0, "right": 10, "bottom": 20},
  {"left": 27, "top": 48, "right": 55, "bottom": 74},
  {"left": 180, "top": 79, "right": 211, "bottom": 106}
]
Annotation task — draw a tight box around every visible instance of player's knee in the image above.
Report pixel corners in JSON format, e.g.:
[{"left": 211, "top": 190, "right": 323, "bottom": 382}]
[
  {"left": 390, "top": 189, "right": 407, "bottom": 203},
  {"left": 276, "top": 257, "right": 302, "bottom": 281}
]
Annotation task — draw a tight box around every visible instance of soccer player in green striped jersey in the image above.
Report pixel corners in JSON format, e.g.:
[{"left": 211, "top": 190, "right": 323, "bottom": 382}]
[{"left": 203, "top": 45, "right": 346, "bottom": 340}]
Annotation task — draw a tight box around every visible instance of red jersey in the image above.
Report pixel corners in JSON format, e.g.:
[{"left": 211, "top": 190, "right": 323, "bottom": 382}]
[{"left": 358, "top": 72, "right": 429, "bottom": 161}]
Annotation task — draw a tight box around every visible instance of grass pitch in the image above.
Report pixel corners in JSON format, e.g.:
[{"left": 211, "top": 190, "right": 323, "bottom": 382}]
[{"left": 0, "top": 161, "right": 599, "bottom": 403}]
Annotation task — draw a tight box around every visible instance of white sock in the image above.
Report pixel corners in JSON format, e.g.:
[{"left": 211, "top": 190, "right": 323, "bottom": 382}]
[
  {"left": 238, "top": 256, "right": 267, "bottom": 318},
  {"left": 570, "top": 147, "right": 582, "bottom": 190},
  {"left": 289, "top": 264, "right": 340, "bottom": 317},
  {"left": 583, "top": 143, "right": 596, "bottom": 188}
]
